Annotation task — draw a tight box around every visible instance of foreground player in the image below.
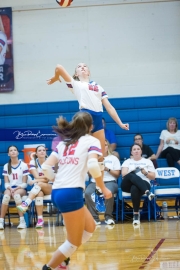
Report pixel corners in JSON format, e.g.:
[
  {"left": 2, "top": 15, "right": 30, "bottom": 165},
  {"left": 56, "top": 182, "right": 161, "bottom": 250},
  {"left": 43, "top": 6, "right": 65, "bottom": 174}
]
[
  {"left": 47, "top": 62, "right": 129, "bottom": 158},
  {"left": 41, "top": 111, "right": 112, "bottom": 270}
]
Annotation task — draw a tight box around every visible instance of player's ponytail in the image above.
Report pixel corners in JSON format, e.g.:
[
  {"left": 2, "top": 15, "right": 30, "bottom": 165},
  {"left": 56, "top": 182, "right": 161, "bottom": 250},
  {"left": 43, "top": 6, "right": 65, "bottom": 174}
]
[{"left": 8, "top": 159, "right": 12, "bottom": 175}]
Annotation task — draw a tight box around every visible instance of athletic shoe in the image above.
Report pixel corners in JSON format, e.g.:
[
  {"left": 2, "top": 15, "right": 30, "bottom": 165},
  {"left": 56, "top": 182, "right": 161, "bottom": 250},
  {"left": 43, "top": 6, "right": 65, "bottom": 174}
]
[
  {"left": 17, "top": 202, "right": 28, "bottom": 213},
  {"left": 95, "top": 194, "right": 106, "bottom": 213},
  {"left": 0, "top": 221, "right": 4, "bottom": 230},
  {"left": 42, "top": 265, "right": 52, "bottom": 270},
  {"left": 56, "top": 258, "right": 70, "bottom": 270},
  {"left": 133, "top": 214, "right": 140, "bottom": 226},
  {"left": 94, "top": 220, "right": 101, "bottom": 225},
  {"left": 148, "top": 192, "right": 155, "bottom": 201},
  {"left": 17, "top": 220, "right": 27, "bottom": 229},
  {"left": 35, "top": 219, "right": 44, "bottom": 228},
  {"left": 105, "top": 219, "right": 115, "bottom": 225}
]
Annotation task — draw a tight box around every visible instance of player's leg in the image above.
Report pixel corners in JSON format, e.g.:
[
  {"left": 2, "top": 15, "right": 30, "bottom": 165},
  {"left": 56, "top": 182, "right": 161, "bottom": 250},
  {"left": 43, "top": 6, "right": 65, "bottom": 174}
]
[
  {"left": 17, "top": 184, "right": 42, "bottom": 213},
  {"left": 92, "top": 129, "right": 105, "bottom": 161},
  {"left": 14, "top": 189, "right": 27, "bottom": 229},
  {"left": 45, "top": 207, "right": 85, "bottom": 269},
  {"left": 0, "top": 190, "right": 11, "bottom": 229},
  {"left": 34, "top": 190, "right": 44, "bottom": 228}
]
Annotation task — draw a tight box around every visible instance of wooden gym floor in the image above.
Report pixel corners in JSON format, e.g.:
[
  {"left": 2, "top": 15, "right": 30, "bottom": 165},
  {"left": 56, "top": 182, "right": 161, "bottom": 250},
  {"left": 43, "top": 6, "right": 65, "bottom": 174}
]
[{"left": 0, "top": 216, "right": 180, "bottom": 270}]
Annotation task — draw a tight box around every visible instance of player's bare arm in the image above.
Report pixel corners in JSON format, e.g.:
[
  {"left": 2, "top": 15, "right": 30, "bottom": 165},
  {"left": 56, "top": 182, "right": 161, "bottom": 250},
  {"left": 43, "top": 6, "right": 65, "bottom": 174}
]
[
  {"left": 47, "top": 64, "right": 72, "bottom": 85},
  {"left": 102, "top": 98, "right": 129, "bottom": 130}
]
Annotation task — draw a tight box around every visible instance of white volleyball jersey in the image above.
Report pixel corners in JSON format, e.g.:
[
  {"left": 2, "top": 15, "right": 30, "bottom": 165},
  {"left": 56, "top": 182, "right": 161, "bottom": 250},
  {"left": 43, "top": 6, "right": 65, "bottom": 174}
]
[
  {"left": 52, "top": 134, "right": 102, "bottom": 190},
  {"left": 122, "top": 157, "right": 155, "bottom": 184},
  {"left": 91, "top": 154, "right": 121, "bottom": 183},
  {"left": 66, "top": 78, "right": 108, "bottom": 112},
  {"left": 3, "top": 160, "right": 29, "bottom": 187},
  {"left": 29, "top": 159, "right": 55, "bottom": 183},
  {"left": 0, "top": 31, "right": 7, "bottom": 65}
]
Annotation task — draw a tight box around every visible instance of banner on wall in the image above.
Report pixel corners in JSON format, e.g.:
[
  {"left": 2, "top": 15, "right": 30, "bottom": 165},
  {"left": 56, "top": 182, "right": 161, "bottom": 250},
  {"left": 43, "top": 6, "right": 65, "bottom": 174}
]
[{"left": 0, "top": 7, "right": 14, "bottom": 92}]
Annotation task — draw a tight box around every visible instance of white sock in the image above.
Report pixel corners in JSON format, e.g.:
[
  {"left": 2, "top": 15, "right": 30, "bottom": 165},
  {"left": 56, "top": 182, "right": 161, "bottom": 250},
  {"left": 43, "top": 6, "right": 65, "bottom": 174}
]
[
  {"left": 0, "top": 218, "right": 4, "bottom": 223},
  {"left": 25, "top": 198, "right": 32, "bottom": 206},
  {"left": 20, "top": 216, "right": 25, "bottom": 222},
  {"left": 38, "top": 215, "right": 43, "bottom": 220}
]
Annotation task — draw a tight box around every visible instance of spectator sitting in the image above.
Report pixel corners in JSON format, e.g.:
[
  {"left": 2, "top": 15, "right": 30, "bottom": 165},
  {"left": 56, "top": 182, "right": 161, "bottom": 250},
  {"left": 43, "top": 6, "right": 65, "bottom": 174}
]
[
  {"left": 85, "top": 139, "right": 121, "bottom": 225},
  {"left": 102, "top": 117, "right": 120, "bottom": 159},
  {"left": 0, "top": 145, "right": 29, "bottom": 230},
  {"left": 155, "top": 117, "right": 180, "bottom": 167},
  {"left": 133, "top": 133, "right": 158, "bottom": 168},
  {"left": 121, "top": 143, "right": 155, "bottom": 226}
]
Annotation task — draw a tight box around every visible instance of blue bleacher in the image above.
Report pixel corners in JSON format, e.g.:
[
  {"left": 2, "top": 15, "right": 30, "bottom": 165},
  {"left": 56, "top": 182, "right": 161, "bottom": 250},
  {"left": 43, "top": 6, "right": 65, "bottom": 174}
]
[{"left": 0, "top": 94, "right": 180, "bottom": 171}]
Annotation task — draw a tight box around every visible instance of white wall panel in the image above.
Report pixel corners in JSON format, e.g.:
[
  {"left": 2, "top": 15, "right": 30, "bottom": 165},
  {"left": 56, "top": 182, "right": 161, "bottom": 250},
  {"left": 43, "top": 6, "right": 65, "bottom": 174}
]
[{"left": 0, "top": 0, "right": 179, "bottom": 104}]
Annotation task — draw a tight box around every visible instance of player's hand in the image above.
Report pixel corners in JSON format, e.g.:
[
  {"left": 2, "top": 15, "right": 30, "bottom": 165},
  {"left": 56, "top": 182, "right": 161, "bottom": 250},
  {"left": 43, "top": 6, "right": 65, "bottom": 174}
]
[
  {"left": 120, "top": 123, "right": 129, "bottom": 130},
  {"left": 28, "top": 180, "right": 34, "bottom": 186},
  {"left": 46, "top": 75, "right": 61, "bottom": 85},
  {"left": 102, "top": 187, "right": 112, "bottom": 199}
]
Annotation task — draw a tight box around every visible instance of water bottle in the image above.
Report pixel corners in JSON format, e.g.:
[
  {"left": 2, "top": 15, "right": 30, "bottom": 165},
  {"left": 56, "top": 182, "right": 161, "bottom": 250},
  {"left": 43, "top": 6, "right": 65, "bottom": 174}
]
[
  {"left": 162, "top": 201, "right": 168, "bottom": 219},
  {"left": 47, "top": 203, "right": 50, "bottom": 213}
]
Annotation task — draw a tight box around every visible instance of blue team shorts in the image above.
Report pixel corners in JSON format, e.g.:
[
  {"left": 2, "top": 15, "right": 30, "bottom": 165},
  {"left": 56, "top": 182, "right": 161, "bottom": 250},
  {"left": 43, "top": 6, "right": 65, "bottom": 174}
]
[
  {"left": 11, "top": 185, "right": 27, "bottom": 192},
  {"left": 80, "top": 109, "right": 103, "bottom": 133},
  {"left": 52, "top": 187, "right": 84, "bottom": 213}
]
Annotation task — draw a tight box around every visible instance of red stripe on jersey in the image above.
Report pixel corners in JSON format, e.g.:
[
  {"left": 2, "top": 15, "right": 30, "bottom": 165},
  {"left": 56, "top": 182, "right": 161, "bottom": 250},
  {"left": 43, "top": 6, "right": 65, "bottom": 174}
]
[
  {"left": 102, "top": 91, "right": 107, "bottom": 97},
  {"left": 88, "top": 146, "right": 102, "bottom": 154},
  {"left": 66, "top": 83, "right": 73, "bottom": 88}
]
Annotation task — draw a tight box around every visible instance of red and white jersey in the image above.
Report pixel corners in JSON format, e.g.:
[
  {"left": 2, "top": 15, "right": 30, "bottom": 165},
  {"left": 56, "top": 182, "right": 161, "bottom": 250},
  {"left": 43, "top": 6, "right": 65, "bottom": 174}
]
[
  {"left": 3, "top": 160, "right": 29, "bottom": 187},
  {"left": 0, "top": 31, "right": 7, "bottom": 65},
  {"left": 52, "top": 134, "right": 102, "bottom": 189},
  {"left": 66, "top": 79, "right": 108, "bottom": 112},
  {"left": 29, "top": 159, "right": 55, "bottom": 183}
]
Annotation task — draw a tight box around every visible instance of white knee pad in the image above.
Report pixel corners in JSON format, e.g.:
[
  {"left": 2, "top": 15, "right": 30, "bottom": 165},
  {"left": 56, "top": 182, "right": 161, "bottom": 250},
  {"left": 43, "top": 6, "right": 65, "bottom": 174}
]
[
  {"left": 35, "top": 197, "right": 43, "bottom": 206},
  {"left": 30, "top": 185, "right": 41, "bottom": 195},
  {"left": 41, "top": 163, "right": 55, "bottom": 180},
  {"left": 58, "top": 240, "right": 77, "bottom": 258},
  {"left": 14, "top": 194, "right": 22, "bottom": 205},
  {"left": 2, "top": 194, "right": 10, "bottom": 205},
  {"left": 81, "top": 230, "right": 93, "bottom": 244}
]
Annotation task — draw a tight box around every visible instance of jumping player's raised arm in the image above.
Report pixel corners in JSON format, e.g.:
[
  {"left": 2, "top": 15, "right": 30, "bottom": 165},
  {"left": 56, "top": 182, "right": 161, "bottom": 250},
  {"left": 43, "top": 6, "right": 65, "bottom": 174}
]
[
  {"left": 47, "top": 64, "right": 71, "bottom": 85},
  {"left": 102, "top": 98, "right": 129, "bottom": 131}
]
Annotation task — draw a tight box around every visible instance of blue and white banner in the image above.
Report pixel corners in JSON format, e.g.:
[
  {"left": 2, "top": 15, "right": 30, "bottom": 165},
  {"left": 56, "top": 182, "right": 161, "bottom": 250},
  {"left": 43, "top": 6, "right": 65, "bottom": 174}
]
[{"left": 0, "top": 128, "right": 57, "bottom": 141}]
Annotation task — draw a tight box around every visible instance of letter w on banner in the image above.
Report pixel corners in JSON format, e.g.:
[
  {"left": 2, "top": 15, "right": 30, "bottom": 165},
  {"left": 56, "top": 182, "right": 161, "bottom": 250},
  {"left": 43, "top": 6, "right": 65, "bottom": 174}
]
[{"left": 0, "top": 7, "right": 14, "bottom": 92}]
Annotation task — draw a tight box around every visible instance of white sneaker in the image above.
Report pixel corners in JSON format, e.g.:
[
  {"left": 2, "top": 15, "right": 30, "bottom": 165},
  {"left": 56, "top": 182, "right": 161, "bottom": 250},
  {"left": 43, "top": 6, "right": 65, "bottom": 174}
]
[
  {"left": 105, "top": 219, "right": 115, "bottom": 225},
  {"left": 133, "top": 213, "right": 140, "bottom": 226},
  {"left": 17, "top": 220, "right": 27, "bottom": 229},
  {"left": 94, "top": 220, "right": 101, "bottom": 225},
  {"left": 0, "top": 221, "right": 4, "bottom": 230}
]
